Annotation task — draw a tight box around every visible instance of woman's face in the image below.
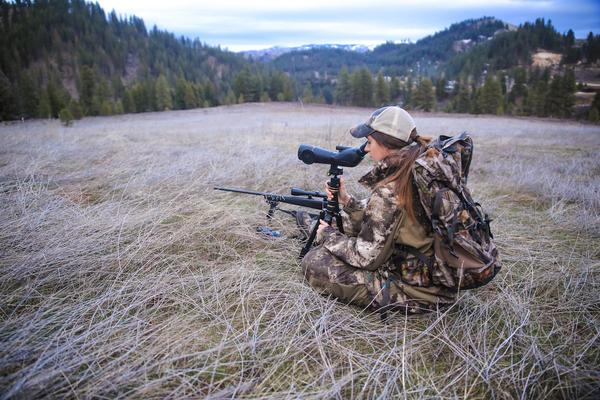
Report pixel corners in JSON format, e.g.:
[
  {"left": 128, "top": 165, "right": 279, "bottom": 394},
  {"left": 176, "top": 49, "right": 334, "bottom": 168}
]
[{"left": 365, "top": 135, "right": 392, "bottom": 162}]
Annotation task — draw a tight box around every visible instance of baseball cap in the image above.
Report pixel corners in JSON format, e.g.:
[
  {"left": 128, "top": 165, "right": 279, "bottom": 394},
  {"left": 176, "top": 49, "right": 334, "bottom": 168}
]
[{"left": 350, "top": 106, "right": 416, "bottom": 142}]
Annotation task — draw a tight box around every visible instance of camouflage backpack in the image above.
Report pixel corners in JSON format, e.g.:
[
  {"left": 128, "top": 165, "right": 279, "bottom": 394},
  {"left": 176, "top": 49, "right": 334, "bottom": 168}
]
[{"left": 411, "top": 132, "right": 501, "bottom": 290}]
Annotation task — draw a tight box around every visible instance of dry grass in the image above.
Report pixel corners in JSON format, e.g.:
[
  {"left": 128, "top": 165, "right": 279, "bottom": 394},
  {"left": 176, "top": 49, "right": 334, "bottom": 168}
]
[{"left": 1, "top": 103, "right": 599, "bottom": 399}]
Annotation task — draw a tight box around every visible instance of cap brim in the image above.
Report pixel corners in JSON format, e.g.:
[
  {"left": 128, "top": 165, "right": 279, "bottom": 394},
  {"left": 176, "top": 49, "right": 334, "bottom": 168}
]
[{"left": 349, "top": 123, "right": 375, "bottom": 138}]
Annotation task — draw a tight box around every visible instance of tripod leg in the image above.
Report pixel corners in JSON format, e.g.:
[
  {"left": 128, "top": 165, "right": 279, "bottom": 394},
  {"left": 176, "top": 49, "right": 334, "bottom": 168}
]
[
  {"left": 299, "top": 211, "right": 324, "bottom": 259},
  {"left": 335, "top": 213, "right": 344, "bottom": 234}
]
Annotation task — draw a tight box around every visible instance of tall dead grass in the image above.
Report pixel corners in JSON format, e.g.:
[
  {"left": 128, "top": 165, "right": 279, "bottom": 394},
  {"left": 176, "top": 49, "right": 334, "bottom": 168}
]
[{"left": 1, "top": 104, "right": 599, "bottom": 399}]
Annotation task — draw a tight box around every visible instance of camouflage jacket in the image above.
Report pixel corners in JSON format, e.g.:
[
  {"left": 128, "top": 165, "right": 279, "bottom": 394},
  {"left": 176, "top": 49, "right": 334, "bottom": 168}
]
[{"left": 320, "top": 147, "right": 433, "bottom": 272}]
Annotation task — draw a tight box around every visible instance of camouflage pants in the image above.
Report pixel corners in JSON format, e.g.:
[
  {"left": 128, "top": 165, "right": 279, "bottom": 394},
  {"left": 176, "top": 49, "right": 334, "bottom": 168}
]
[{"left": 301, "top": 245, "right": 457, "bottom": 314}]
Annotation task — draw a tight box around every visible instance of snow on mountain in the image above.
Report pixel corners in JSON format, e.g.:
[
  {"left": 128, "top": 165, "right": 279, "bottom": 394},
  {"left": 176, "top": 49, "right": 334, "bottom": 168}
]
[{"left": 240, "top": 44, "right": 372, "bottom": 61}]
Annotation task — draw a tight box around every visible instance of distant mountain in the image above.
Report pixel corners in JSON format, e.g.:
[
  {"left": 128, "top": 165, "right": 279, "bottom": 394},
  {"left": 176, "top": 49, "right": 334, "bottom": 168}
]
[
  {"left": 241, "top": 44, "right": 371, "bottom": 61},
  {"left": 270, "top": 17, "right": 509, "bottom": 80}
]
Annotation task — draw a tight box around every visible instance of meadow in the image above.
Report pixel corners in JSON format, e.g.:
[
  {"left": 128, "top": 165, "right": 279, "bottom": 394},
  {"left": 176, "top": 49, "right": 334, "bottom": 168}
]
[{"left": 1, "top": 103, "right": 599, "bottom": 399}]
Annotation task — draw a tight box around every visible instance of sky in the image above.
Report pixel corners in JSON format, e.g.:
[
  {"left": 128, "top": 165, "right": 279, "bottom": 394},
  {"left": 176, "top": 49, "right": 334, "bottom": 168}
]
[{"left": 96, "top": 0, "right": 600, "bottom": 52}]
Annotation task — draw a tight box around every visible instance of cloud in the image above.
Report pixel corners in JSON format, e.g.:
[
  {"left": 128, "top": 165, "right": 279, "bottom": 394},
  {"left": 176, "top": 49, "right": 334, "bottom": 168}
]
[{"left": 97, "top": 0, "right": 600, "bottom": 51}]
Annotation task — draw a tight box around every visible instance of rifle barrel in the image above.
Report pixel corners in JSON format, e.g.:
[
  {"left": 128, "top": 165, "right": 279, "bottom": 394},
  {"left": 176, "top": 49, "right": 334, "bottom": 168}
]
[
  {"left": 214, "top": 187, "right": 323, "bottom": 211},
  {"left": 214, "top": 187, "right": 268, "bottom": 196}
]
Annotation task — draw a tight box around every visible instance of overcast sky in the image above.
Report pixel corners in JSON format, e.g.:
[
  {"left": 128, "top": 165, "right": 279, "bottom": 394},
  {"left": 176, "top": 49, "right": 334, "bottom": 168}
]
[{"left": 96, "top": 0, "right": 600, "bottom": 52}]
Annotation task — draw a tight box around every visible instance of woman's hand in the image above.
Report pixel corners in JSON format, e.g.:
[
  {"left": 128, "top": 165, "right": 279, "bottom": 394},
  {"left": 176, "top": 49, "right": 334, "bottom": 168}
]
[{"left": 325, "top": 177, "right": 350, "bottom": 207}]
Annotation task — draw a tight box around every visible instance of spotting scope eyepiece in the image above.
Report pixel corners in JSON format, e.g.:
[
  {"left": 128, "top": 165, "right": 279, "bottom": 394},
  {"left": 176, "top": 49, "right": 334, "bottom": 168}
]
[{"left": 297, "top": 142, "right": 367, "bottom": 167}]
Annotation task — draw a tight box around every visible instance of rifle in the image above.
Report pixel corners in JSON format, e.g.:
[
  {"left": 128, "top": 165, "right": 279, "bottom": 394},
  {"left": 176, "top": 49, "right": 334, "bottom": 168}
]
[
  {"left": 213, "top": 187, "right": 326, "bottom": 219},
  {"left": 215, "top": 142, "right": 368, "bottom": 258}
]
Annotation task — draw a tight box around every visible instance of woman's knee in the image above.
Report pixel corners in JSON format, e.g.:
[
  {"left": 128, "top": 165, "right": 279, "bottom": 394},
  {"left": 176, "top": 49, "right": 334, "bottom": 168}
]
[
  {"left": 301, "top": 246, "right": 331, "bottom": 283},
  {"left": 301, "top": 246, "right": 374, "bottom": 307}
]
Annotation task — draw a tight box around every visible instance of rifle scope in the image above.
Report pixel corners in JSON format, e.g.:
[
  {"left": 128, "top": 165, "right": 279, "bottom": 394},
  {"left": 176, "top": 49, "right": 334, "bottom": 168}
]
[{"left": 297, "top": 141, "right": 367, "bottom": 167}]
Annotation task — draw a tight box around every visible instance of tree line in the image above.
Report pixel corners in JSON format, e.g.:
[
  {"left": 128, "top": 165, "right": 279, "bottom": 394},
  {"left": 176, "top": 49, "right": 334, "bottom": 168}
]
[
  {"left": 0, "top": 0, "right": 249, "bottom": 121},
  {"left": 1, "top": 1, "right": 598, "bottom": 123}
]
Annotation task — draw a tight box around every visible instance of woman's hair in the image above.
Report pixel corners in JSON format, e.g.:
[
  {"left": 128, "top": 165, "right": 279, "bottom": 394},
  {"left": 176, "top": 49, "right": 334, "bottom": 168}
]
[{"left": 371, "top": 129, "right": 431, "bottom": 221}]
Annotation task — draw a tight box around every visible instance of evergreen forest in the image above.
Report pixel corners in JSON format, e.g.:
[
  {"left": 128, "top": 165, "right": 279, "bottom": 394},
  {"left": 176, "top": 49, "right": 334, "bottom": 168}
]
[{"left": 1, "top": 0, "right": 600, "bottom": 122}]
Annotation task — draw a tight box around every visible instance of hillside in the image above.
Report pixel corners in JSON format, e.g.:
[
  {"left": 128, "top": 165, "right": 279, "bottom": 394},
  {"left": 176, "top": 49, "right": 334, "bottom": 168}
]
[
  {"left": 269, "top": 18, "right": 508, "bottom": 80},
  {"left": 264, "top": 17, "right": 600, "bottom": 121},
  {"left": 0, "top": 0, "right": 251, "bottom": 120},
  {"left": 270, "top": 17, "right": 600, "bottom": 81}
]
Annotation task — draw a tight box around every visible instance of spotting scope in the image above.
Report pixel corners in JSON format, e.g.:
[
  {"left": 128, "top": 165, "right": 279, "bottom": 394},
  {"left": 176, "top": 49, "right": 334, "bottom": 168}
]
[{"left": 297, "top": 142, "right": 368, "bottom": 167}]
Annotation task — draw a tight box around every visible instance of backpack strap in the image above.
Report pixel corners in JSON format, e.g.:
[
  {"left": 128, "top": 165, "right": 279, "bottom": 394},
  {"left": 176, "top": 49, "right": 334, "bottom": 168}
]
[
  {"left": 395, "top": 244, "right": 435, "bottom": 268},
  {"left": 431, "top": 189, "right": 459, "bottom": 257},
  {"left": 379, "top": 276, "right": 395, "bottom": 323}
]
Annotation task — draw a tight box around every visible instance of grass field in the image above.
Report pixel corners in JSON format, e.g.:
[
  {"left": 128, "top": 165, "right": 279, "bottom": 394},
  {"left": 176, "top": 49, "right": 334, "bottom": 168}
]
[{"left": 1, "top": 103, "right": 599, "bottom": 399}]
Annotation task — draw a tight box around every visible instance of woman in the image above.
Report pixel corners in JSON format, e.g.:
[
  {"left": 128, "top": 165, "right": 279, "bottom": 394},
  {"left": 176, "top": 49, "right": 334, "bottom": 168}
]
[{"left": 300, "top": 106, "right": 457, "bottom": 315}]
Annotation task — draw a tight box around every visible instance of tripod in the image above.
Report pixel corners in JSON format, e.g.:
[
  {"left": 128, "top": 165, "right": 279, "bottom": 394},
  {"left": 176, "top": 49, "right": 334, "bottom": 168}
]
[{"left": 299, "top": 163, "right": 345, "bottom": 258}]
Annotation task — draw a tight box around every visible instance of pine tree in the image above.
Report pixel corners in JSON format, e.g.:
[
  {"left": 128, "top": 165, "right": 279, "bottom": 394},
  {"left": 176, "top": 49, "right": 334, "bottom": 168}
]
[
  {"left": 531, "top": 80, "right": 549, "bottom": 117},
  {"left": 583, "top": 32, "right": 600, "bottom": 63},
  {"left": 453, "top": 81, "right": 471, "bottom": 113},
  {"left": 268, "top": 72, "right": 285, "bottom": 101},
  {"left": 145, "top": 78, "right": 156, "bottom": 111},
  {"left": 282, "top": 80, "right": 294, "bottom": 101},
  {"left": 547, "top": 74, "right": 564, "bottom": 117},
  {"left": 350, "top": 68, "right": 373, "bottom": 107},
  {"left": 589, "top": 107, "right": 599, "bottom": 123},
  {"left": 132, "top": 83, "right": 148, "bottom": 113},
  {"left": 155, "top": 74, "right": 172, "bottom": 110},
  {"left": 233, "top": 68, "right": 261, "bottom": 102},
  {"left": 175, "top": 76, "right": 200, "bottom": 110},
  {"left": 38, "top": 91, "right": 52, "bottom": 119},
  {"left": 404, "top": 76, "right": 414, "bottom": 108},
  {"left": 435, "top": 77, "right": 447, "bottom": 101},
  {"left": 174, "top": 77, "right": 187, "bottom": 109},
  {"left": 194, "top": 83, "right": 205, "bottom": 107},
  {"left": 0, "top": 72, "right": 16, "bottom": 120},
  {"left": 413, "top": 78, "right": 435, "bottom": 111},
  {"left": 322, "top": 87, "right": 333, "bottom": 104},
  {"left": 562, "top": 69, "right": 576, "bottom": 117},
  {"left": 123, "top": 89, "right": 136, "bottom": 113},
  {"left": 374, "top": 72, "right": 390, "bottom": 106},
  {"left": 509, "top": 68, "right": 527, "bottom": 114},
  {"left": 563, "top": 29, "right": 580, "bottom": 63},
  {"left": 591, "top": 92, "right": 600, "bottom": 113},
  {"left": 79, "top": 66, "right": 96, "bottom": 114},
  {"left": 335, "top": 67, "right": 352, "bottom": 105},
  {"left": 114, "top": 100, "right": 124, "bottom": 114},
  {"left": 470, "top": 84, "right": 482, "bottom": 114},
  {"left": 19, "top": 73, "right": 39, "bottom": 118},
  {"left": 69, "top": 100, "right": 83, "bottom": 119},
  {"left": 47, "top": 79, "right": 69, "bottom": 118},
  {"left": 224, "top": 89, "right": 237, "bottom": 105},
  {"left": 233, "top": 70, "right": 249, "bottom": 102},
  {"left": 59, "top": 108, "right": 74, "bottom": 126},
  {"left": 203, "top": 81, "right": 216, "bottom": 106},
  {"left": 302, "top": 84, "right": 314, "bottom": 103},
  {"left": 183, "top": 83, "right": 197, "bottom": 109},
  {"left": 389, "top": 77, "right": 401, "bottom": 103},
  {"left": 479, "top": 75, "right": 503, "bottom": 115},
  {"left": 100, "top": 100, "right": 113, "bottom": 116}
]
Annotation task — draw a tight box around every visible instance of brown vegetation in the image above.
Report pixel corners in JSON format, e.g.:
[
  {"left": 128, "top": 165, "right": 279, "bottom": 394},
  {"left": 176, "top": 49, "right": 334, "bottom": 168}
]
[{"left": 1, "top": 104, "right": 599, "bottom": 398}]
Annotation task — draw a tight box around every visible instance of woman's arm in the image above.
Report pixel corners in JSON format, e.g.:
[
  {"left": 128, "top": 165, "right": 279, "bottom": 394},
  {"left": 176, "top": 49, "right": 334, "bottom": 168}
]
[
  {"left": 320, "top": 186, "right": 403, "bottom": 271},
  {"left": 326, "top": 177, "right": 368, "bottom": 236},
  {"left": 341, "top": 195, "right": 367, "bottom": 236}
]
